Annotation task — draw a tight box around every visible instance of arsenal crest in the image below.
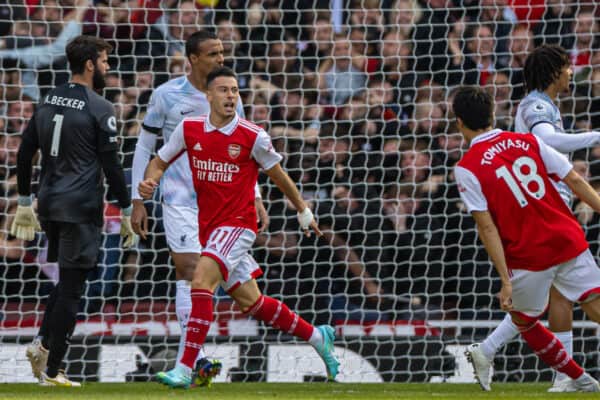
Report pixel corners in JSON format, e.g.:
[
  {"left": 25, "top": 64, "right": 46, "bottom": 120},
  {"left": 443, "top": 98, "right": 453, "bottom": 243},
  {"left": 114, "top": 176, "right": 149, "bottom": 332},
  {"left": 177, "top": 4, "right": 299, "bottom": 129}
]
[{"left": 228, "top": 144, "right": 241, "bottom": 159}]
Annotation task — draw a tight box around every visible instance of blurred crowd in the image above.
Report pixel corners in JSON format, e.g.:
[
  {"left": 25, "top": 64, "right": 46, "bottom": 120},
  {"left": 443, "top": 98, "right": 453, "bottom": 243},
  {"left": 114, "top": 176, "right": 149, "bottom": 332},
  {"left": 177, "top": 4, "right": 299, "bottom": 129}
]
[{"left": 2, "top": 0, "right": 600, "bottom": 324}]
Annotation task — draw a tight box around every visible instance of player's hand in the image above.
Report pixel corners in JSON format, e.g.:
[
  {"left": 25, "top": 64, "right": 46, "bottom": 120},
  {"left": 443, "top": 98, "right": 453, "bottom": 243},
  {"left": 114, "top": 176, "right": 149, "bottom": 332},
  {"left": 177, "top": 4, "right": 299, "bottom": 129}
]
[
  {"left": 138, "top": 178, "right": 158, "bottom": 200},
  {"left": 131, "top": 200, "right": 149, "bottom": 240},
  {"left": 10, "top": 204, "right": 42, "bottom": 241},
  {"left": 499, "top": 283, "right": 513, "bottom": 311},
  {"left": 255, "top": 198, "right": 269, "bottom": 233},
  {"left": 120, "top": 207, "right": 138, "bottom": 248},
  {"left": 297, "top": 207, "right": 322, "bottom": 238}
]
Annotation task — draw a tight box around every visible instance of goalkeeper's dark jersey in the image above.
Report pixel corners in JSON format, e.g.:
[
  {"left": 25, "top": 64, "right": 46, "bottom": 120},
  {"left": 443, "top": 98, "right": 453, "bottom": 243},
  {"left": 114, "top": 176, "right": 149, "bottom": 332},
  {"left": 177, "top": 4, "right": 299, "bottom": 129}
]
[{"left": 20, "top": 82, "right": 124, "bottom": 226}]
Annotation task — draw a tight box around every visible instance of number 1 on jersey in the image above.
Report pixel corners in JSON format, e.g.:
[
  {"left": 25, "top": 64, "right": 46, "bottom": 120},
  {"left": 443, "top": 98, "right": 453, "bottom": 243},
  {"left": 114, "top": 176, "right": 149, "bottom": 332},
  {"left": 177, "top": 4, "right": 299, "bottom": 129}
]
[
  {"left": 50, "top": 114, "right": 64, "bottom": 157},
  {"left": 495, "top": 156, "right": 546, "bottom": 208}
]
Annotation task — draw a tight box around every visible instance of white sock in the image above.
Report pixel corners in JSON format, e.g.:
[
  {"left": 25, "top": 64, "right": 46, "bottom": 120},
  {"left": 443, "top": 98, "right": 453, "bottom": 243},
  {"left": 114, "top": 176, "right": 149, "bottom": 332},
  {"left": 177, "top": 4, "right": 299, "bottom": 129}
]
[
  {"left": 480, "top": 313, "right": 519, "bottom": 361},
  {"left": 553, "top": 331, "right": 573, "bottom": 382},
  {"left": 175, "top": 280, "right": 205, "bottom": 365},
  {"left": 175, "top": 362, "right": 193, "bottom": 377},
  {"left": 308, "top": 327, "right": 323, "bottom": 348}
]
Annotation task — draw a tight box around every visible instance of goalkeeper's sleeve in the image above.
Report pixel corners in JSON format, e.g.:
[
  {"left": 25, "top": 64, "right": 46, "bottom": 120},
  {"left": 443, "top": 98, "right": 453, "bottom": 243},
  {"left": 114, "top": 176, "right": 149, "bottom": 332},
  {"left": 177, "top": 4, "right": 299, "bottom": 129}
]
[{"left": 99, "top": 150, "right": 130, "bottom": 210}]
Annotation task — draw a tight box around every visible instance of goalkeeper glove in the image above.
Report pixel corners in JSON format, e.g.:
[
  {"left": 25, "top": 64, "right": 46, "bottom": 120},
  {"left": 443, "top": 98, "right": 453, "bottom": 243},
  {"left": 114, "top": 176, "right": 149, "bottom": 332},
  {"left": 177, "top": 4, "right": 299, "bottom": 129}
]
[
  {"left": 10, "top": 196, "right": 41, "bottom": 241},
  {"left": 120, "top": 205, "right": 138, "bottom": 248}
]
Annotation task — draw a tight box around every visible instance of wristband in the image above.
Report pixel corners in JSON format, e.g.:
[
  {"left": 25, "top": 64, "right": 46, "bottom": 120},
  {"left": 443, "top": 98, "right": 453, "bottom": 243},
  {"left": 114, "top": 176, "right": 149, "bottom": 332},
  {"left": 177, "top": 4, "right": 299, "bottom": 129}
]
[
  {"left": 18, "top": 195, "right": 33, "bottom": 206},
  {"left": 297, "top": 207, "right": 313, "bottom": 229},
  {"left": 122, "top": 205, "right": 133, "bottom": 216}
]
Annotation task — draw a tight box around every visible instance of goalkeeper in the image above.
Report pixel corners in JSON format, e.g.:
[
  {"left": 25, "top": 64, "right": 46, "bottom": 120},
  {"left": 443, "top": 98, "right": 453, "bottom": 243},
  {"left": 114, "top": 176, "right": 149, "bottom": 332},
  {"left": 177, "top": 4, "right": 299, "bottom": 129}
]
[{"left": 13, "top": 35, "right": 136, "bottom": 387}]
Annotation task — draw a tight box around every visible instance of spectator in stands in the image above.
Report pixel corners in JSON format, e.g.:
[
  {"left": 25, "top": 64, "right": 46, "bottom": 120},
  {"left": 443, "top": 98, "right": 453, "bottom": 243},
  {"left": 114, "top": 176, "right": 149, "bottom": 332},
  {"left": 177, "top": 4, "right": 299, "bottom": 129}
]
[
  {"left": 431, "top": 126, "right": 465, "bottom": 176},
  {"left": 216, "top": 19, "right": 251, "bottom": 92},
  {"left": 400, "top": 147, "right": 431, "bottom": 185},
  {"left": 0, "top": 1, "right": 26, "bottom": 37},
  {"left": 0, "top": 133, "right": 20, "bottom": 197},
  {"left": 412, "top": 100, "right": 444, "bottom": 142},
  {"left": 533, "top": 0, "right": 575, "bottom": 48},
  {"left": 151, "top": 0, "right": 205, "bottom": 72},
  {"left": 451, "top": 24, "right": 501, "bottom": 86},
  {"left": 365, "top": 78, "right": 407, "bottom": 139},
  {"left": 270, "top": 79, "right": 320, "bottom": 144},
  {"left": 321, "top": 34, "right": 366, "bottom": 105},
  {"left": 264, "top": 38, "right": 302, "bottom": 89},
  {"left": 569, "top": 9, "right": 597, "bottom": 81},
  {"left": 486, "top": 71, "right": 513, "bottom": 130},
  {"left": 477, "top": 0, "right": 515, "bottom": 67},
  {"left": 0, "top": 59, "right": 22, "bottom": 102},
  {"left": 387, "top": 0, "right": 421, "bottom": 40},
  {"left": 6, "top": 96, "right": 34, "bottom": 134},
  {"left": 314, "top": 126, "right": 351, "bottom": 195},
  {"left": 246, "top": 94, "right": 270, "bottom": 131},
  {"left": 317, "top": 183, "right": 384, "bottom": 309},
  {"left": 300, "top": 12, "right": 333, "bottom": 72},
  {"left": 380, "top": 184, "right": 444, "bottom": 308},
  {"left": 379, "top": 29, "right": 418, "bottom": 117},
  {"left": 413, "top": 0, "right": 460, "bottom": 82},
  {"left": 31, "top": 0, "right": 64, "bottom": 38},
  {"left": 507, "top": 24, "right": 533, "bottom": 100},
  {"left": 0, "top": 0, "right": 88, "bottom": 99}
]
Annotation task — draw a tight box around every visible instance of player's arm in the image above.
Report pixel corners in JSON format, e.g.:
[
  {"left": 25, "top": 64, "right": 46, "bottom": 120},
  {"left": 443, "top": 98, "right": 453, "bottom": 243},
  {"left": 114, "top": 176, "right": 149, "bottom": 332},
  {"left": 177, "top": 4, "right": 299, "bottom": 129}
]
[
  {"left": 531, "top": 122, "right": 600, "bottom": 153},
  {"left": 533, "top": 134, "right": 600, "bottom": 212},
  {"left": 12, "top": 114, "right": 42, "bottom": 241},
  {"left": 95, "top": 105, "right": 136, "bottom": 247},
  {"left": 454, "top": 165, "right": 512, "bottom": 310},
  {"left": 131, "top": 91, "right": 165, "bottom": 238},
  {"left": 252, "top": 128, "right": 321, "bottom": 237},
  {"left": 130, "top": 129, "right": 158, "bottom": 238},
  {"left": 139, "top": 120, "right": 186, "bottom": 199},
  {"left": 563, "top": 170, "right": 600, "bottom": 212},
  {"left": 471, "top": 211, "right": 512, "bottom": 311},
  {"left": 254, "top": 184, "right": 269, "bottom": 233},
  {"left": 264, "top": 163, "right": 321, "bottom": 237}
]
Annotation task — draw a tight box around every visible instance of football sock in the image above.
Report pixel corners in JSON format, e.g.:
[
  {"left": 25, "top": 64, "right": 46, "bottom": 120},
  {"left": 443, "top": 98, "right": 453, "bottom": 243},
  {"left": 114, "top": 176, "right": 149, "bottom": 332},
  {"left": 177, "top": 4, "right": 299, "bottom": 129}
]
[
  {"left": 480, "top": 313, "right": 519, "bottom": 361},
  {"left": 38, "top": 284, "right": 59, "bottom": 350},
  {"left": 180, "top": 289, "right": 213, "bottom": 369},
  {"left": 520, "top": 321, "right": 583, "bottom": 380},
  {"left": 246, "top": 295, "right": 314, "bottom": 342},
  {"left": 46, "top": 268, "right": 88, "bottom": 378},
  {"left": 553, "top": 330, "right": 573, "bottom": 383},
  {"left": 175, "top": 280, "right": 206, "bottom": 364}
]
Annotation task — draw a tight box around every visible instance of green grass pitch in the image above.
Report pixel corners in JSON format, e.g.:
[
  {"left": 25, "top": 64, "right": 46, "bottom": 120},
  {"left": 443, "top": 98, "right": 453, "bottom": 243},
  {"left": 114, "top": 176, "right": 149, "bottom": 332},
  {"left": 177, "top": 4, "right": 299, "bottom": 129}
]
[{"left": 0, "top": 383, "right": 596, "bottom": 400}]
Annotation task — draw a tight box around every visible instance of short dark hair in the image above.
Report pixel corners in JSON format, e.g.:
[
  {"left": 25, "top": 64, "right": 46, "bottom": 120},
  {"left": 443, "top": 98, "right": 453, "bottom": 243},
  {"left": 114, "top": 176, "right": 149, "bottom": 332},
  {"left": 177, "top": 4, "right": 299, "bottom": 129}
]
[
  {"left": 452, "top": 86, "right": 494, "bottom": 131},
  {"left": 66, "top": 35, "right": 112, "bottom": 75},
  {"left": 185, "top": 30, "right": 218, "bottom": 59},
  {"left": 206, "top": 66, "right": 237, "bottom": 87},
  {"left": 524, "top": 44, "right": 570, "bottom": 92}
]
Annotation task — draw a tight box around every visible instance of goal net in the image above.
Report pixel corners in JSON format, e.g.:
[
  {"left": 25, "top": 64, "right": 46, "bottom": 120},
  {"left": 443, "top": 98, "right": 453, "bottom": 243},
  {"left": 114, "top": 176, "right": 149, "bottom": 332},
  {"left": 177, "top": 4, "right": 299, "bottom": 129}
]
[{"left": 2, "top": 0, "right": 600, "bottom": 384}]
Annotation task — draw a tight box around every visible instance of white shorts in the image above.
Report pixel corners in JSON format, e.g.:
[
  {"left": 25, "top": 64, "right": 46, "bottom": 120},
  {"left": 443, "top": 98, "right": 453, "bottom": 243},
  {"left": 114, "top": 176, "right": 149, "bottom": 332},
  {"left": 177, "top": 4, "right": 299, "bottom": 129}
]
[
  {"left": 202, "top": 226, "right": 263, "bottom": 293},
  {"left": 162, "top": 203, "right": 202, "bottom": 253},
  {"left": 511, "top": 249, "right": 600, "bottom": 318}
]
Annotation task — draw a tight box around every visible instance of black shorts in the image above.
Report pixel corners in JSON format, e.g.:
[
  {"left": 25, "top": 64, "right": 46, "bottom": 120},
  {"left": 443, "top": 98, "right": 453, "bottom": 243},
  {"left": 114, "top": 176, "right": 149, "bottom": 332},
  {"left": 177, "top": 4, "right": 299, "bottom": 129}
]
[{"left": 42, "top": 221, "right": 101, "bottom": 269}]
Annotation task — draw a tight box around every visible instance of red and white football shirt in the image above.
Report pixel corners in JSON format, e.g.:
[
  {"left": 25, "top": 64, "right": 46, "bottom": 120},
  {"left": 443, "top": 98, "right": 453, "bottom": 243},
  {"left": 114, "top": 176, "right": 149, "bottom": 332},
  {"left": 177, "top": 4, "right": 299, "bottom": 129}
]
[
  {"left": 158, "top": 113, "right": 282, "bottom": 245},
  {"left": 455, "top": 129, "right": 588, "bottom": 271}
]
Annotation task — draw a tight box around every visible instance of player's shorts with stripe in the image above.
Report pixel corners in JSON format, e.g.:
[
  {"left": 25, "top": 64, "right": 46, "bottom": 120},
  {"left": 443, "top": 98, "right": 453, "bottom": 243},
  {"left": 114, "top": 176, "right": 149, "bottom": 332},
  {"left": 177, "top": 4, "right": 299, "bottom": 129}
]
[
  {"left": 162, "top": 203, "right": 202, "bottom": 253},
  {"left": 42, "top": 220, "right": 102, "bottom": 269},
  {"left": 510, "top": 249, "right": 600, "bottom": 318},
  {"left": 201, "top": 226, "right": 263, "bottom": 293}
]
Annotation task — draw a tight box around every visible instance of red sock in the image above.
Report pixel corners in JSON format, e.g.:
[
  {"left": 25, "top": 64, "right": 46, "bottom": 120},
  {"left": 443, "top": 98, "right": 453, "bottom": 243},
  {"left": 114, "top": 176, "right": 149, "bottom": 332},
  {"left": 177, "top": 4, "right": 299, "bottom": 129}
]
[
  {"left": 520, "top": 321, "right": 583, "bottom": 379},
  {"left": 180, "top": 289, "right": 213, "bottom": 369},
  {"left": 247, "top": 295, "right": 314, "bottom": 342}
]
